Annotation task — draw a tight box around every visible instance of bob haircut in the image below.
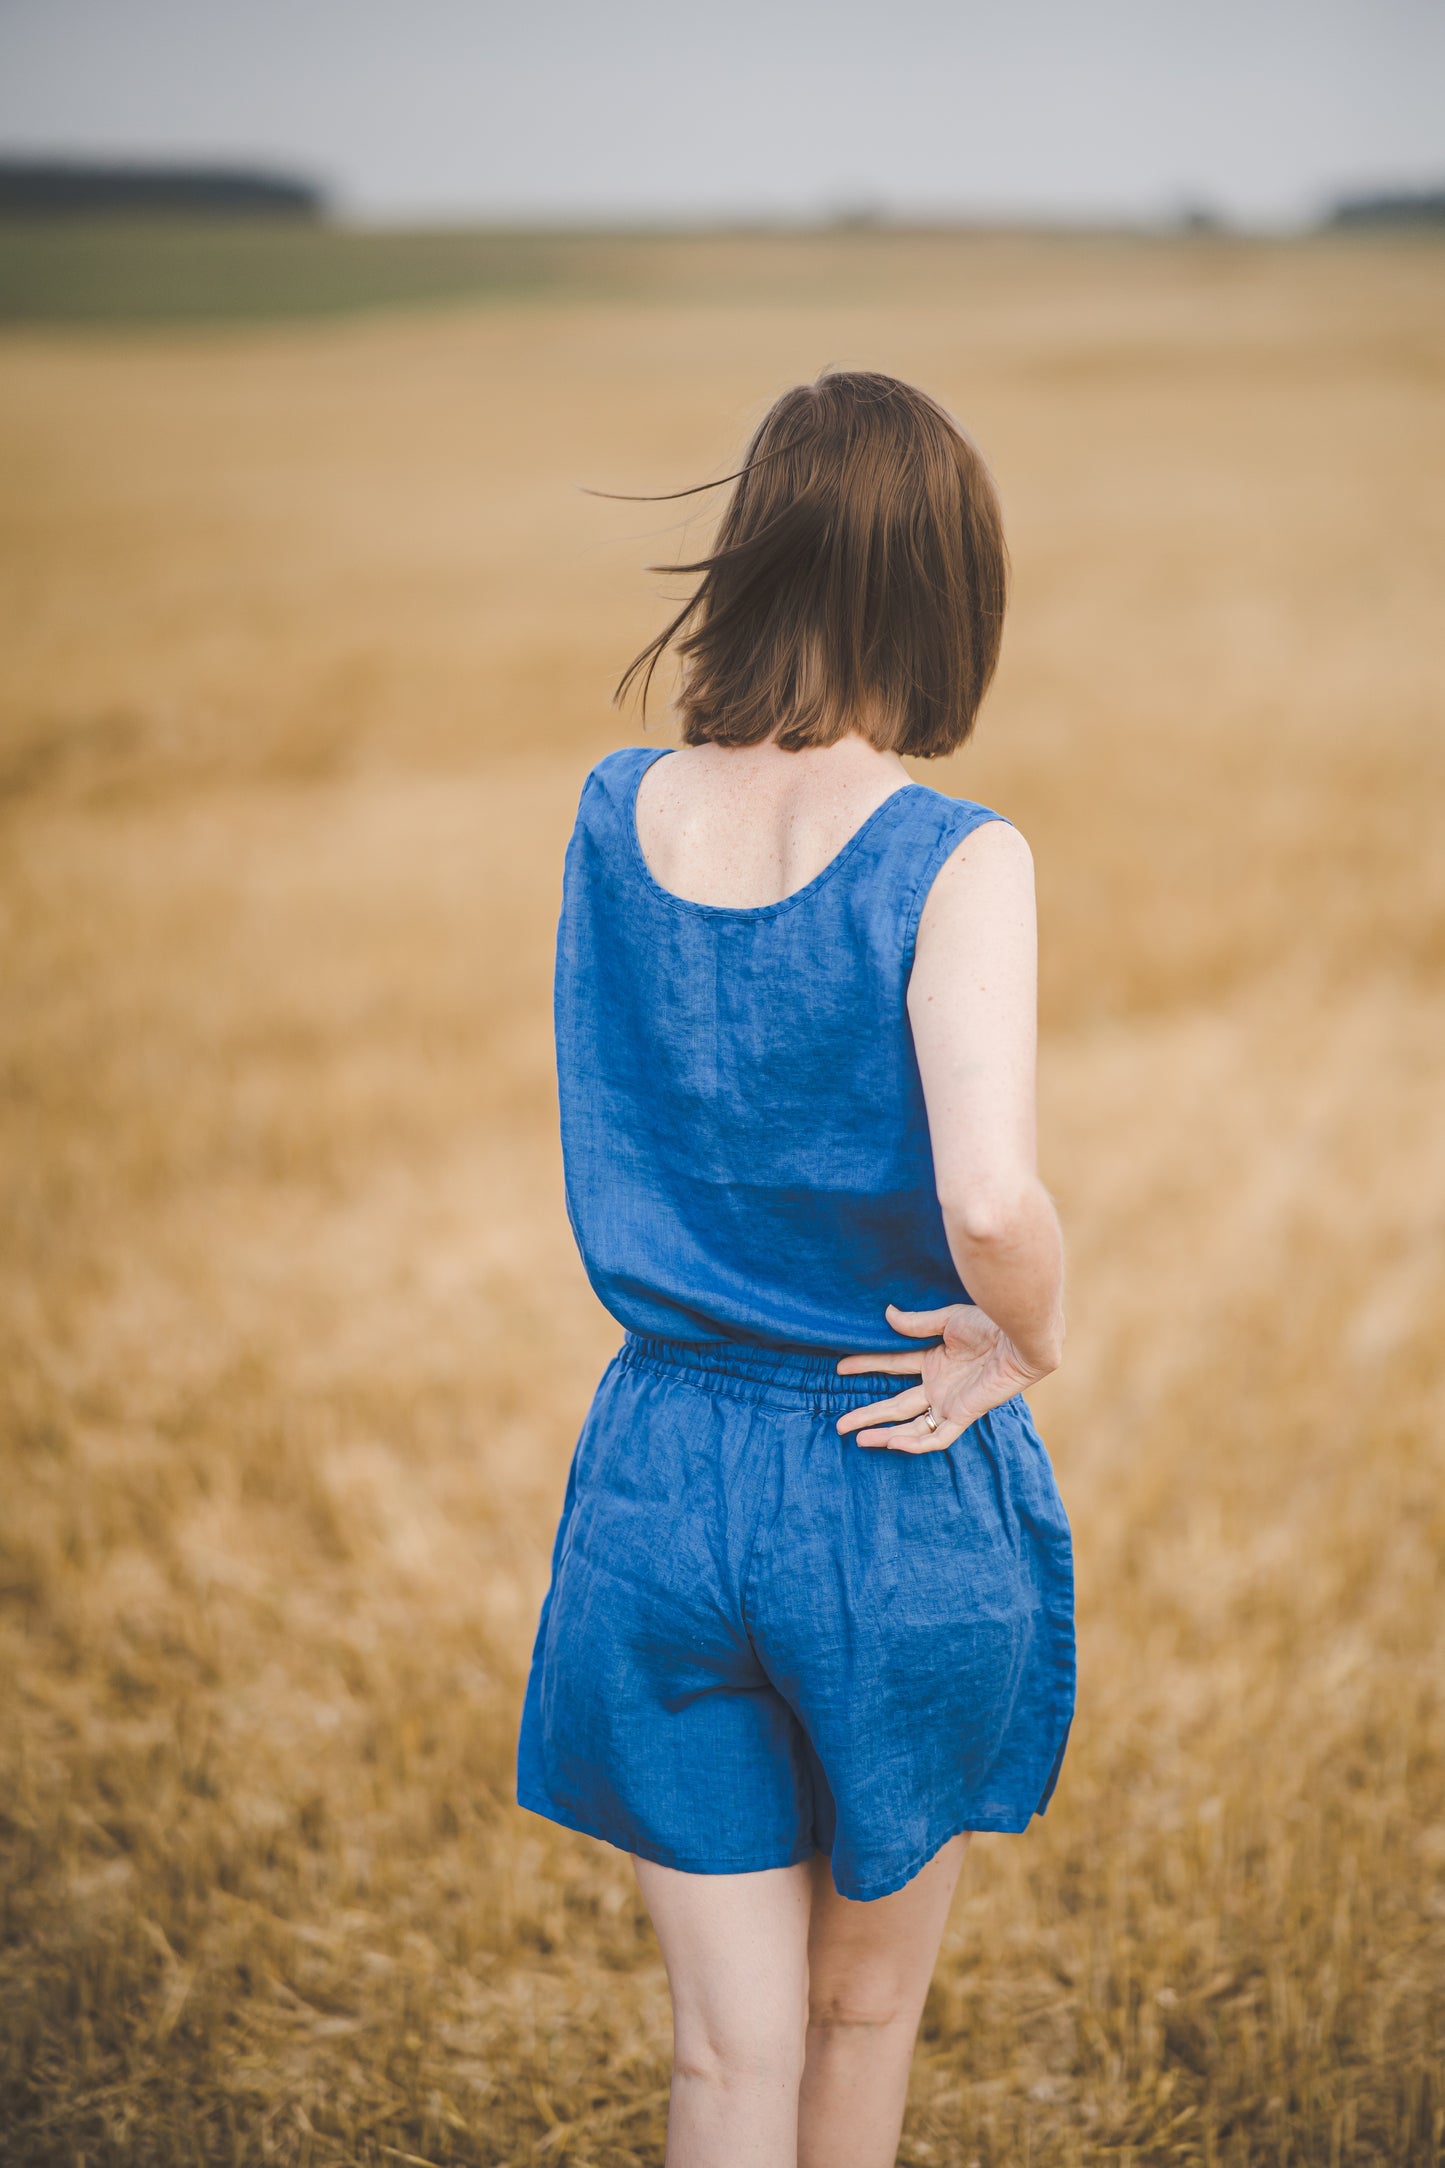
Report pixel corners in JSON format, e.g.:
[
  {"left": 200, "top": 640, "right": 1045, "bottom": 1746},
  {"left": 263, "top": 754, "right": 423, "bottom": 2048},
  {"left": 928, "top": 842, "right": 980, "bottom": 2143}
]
[{"left": 616, "top": 369, "right": 1008, "bottom": 759}]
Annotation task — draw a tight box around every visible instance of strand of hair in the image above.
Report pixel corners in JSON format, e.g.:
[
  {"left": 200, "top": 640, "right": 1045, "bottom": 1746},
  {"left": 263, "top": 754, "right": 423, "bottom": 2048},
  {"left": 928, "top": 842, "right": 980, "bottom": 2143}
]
[{"left": 581, "top": 426, "right": 823, "bottom": 505}]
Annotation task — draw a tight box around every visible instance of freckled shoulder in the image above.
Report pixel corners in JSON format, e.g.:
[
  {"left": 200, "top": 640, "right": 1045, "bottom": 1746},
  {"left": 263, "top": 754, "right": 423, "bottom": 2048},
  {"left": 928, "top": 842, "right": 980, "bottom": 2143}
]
[{"left": 912, "top": 813, "right": 1035, "bottom": 961}]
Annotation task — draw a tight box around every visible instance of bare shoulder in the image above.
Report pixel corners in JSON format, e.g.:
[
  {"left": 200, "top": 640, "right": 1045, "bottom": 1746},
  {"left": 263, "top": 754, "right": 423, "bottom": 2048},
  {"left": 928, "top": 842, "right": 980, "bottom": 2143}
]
[{"left": 917, "top": 816, "right": 1035, "bottom": 949}]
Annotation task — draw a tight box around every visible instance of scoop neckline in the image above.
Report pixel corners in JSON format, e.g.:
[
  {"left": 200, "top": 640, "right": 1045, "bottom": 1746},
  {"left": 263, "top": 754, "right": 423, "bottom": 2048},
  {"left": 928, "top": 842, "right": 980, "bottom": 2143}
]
[{"left": 624, "top": 746, "right": 922, "bottom": 921}]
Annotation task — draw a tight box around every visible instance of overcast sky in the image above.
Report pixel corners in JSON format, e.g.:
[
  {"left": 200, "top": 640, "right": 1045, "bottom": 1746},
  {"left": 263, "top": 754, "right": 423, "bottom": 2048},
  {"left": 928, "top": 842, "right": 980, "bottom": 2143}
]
[{"left": 1, "top": 0, "right": 1441, "bottom": 227}]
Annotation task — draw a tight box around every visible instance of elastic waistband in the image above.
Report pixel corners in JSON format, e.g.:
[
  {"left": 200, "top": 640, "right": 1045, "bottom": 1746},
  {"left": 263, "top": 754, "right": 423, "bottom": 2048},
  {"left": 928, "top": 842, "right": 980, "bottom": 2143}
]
[{"left": 616, "top": 1331, "right": 912, "bottom": 1415}]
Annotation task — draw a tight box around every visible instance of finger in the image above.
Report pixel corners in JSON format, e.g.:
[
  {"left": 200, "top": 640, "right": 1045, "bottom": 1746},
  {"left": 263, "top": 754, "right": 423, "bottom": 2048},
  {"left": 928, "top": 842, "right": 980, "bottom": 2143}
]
[
  {"left": 856, "top": 1416, "right": 966, "bottom": 1454},
  {"left": 883, "top": 1301, "right": 954, "bottom": 1339},
  {"left": 835, "top": 1386, "right": 928, "bottom": 1436},
  {"left": 835, "top": 1349, "right": 926, "bottom": 1377}
]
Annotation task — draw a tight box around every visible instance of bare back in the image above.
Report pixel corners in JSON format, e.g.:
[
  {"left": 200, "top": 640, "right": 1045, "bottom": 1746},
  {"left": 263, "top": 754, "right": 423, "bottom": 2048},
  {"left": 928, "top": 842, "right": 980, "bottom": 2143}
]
[{"left": 633, "top": 736, "right": 916, "bottom": 910}]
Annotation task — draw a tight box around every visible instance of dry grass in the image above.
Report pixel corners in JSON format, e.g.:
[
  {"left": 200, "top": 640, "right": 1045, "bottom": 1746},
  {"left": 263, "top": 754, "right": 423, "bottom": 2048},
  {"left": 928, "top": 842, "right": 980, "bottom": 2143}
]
[{"left": 1, "top": 232, "right": 1442, "bottom": 2165}]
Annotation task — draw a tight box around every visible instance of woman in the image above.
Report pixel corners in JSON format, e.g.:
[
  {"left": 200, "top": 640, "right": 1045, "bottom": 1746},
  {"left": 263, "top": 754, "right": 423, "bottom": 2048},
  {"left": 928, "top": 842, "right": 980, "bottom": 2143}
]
[{"left": 516, "top": 369, "right": 1074, "bottom": 2168}]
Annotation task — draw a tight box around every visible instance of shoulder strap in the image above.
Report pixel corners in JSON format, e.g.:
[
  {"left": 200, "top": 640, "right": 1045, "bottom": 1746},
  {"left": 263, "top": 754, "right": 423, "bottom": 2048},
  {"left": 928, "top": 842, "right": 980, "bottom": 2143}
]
[
  {"left": 577, "top": 743, "right": 665, "bottom": 829},
  {"left": 896, "top": 789, "right": 1012, "bottom": 969}
]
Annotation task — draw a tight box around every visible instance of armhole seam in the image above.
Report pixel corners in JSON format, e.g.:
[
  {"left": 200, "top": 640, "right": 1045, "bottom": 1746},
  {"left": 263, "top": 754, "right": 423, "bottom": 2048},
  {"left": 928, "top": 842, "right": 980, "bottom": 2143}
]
[{"left": 900, "top": 807, "right": 1013, "bottom": 980}]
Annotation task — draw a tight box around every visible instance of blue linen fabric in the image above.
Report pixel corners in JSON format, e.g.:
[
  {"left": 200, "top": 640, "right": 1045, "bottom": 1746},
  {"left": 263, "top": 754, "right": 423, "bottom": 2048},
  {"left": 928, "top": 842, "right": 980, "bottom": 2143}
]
[{"left": 516, "top": 746, "right": 1076, "bottom": 1898}]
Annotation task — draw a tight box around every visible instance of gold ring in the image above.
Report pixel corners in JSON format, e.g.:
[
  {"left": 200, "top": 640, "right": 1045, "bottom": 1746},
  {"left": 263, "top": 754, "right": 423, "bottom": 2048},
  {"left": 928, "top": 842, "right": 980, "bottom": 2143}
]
[{"left": 924, "top": 1403, "right": 939, "bottom": 1433}]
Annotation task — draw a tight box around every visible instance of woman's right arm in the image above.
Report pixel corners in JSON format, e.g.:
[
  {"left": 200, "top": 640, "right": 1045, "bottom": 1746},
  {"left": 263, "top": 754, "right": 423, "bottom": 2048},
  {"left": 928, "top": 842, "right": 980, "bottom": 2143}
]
[{"left": 836, "top": 817, "right": 1064, "bottom": 1449}]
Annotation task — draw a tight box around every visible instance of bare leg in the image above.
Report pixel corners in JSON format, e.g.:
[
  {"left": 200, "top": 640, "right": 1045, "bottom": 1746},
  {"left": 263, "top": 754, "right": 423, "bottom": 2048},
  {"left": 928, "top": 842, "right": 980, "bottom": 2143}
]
[
  {"left": 632, "top": 1855, "right": 813, "bottom": 2168},
  {"left": 798, "top": 1834, "right": 970, "bottom": 2168}
]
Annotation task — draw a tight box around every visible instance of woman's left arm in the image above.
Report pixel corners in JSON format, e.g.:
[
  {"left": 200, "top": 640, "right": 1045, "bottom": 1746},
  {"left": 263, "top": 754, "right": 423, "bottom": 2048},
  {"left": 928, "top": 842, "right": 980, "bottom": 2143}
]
[{"left": 836, "top": 818, "right": 1065, "bottom": 1450}]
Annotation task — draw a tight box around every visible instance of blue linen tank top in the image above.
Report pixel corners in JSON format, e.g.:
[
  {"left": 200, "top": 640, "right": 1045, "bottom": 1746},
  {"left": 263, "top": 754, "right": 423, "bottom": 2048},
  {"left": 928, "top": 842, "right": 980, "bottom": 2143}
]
[{"left": 554, "top": 744, "right": 1010, "bottom": 1355}]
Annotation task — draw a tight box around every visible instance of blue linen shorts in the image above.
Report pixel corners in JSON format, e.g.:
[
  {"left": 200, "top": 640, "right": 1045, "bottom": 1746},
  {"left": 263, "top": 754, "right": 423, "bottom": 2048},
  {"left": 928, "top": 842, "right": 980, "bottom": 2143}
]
[{"left": 516, "top": 1333, "right": 1075, "bottom": 1902}]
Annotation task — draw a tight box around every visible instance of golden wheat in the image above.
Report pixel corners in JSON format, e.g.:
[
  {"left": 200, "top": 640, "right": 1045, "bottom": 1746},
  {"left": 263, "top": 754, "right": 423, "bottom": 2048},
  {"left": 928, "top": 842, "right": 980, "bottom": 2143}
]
[{"left": 1, "top": 233, "right": 1442, "bottom": 2165}]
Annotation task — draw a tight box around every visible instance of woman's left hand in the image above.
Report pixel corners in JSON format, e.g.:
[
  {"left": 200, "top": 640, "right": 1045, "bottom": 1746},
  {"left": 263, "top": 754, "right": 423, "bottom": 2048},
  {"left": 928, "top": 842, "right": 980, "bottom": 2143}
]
[{"left": 834, "top": 1300, "right": 1046, "bottom": 1453}]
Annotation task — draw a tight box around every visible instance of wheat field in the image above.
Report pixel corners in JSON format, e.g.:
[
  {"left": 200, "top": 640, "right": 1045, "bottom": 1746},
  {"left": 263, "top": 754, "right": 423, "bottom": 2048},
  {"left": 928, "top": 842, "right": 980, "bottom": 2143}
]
[{"left": 1, "top": 231, "right": 1442, "bottom": 2165}]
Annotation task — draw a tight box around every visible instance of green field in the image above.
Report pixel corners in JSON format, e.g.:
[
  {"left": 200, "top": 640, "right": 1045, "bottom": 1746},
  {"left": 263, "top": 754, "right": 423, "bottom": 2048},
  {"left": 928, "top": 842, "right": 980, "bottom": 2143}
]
[
  {"left": 0, "top": 220, "right": 628, "bottom": 325},
  {"left": 0, "top": 215, "right": 1366, "bottom": 328}
]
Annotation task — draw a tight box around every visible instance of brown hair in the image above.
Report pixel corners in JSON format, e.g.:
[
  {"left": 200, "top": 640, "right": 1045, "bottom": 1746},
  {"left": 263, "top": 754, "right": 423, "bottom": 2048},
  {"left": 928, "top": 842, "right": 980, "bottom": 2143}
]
[{"left": 614, "top": 369, "right": 1008, "bottom": 758}]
